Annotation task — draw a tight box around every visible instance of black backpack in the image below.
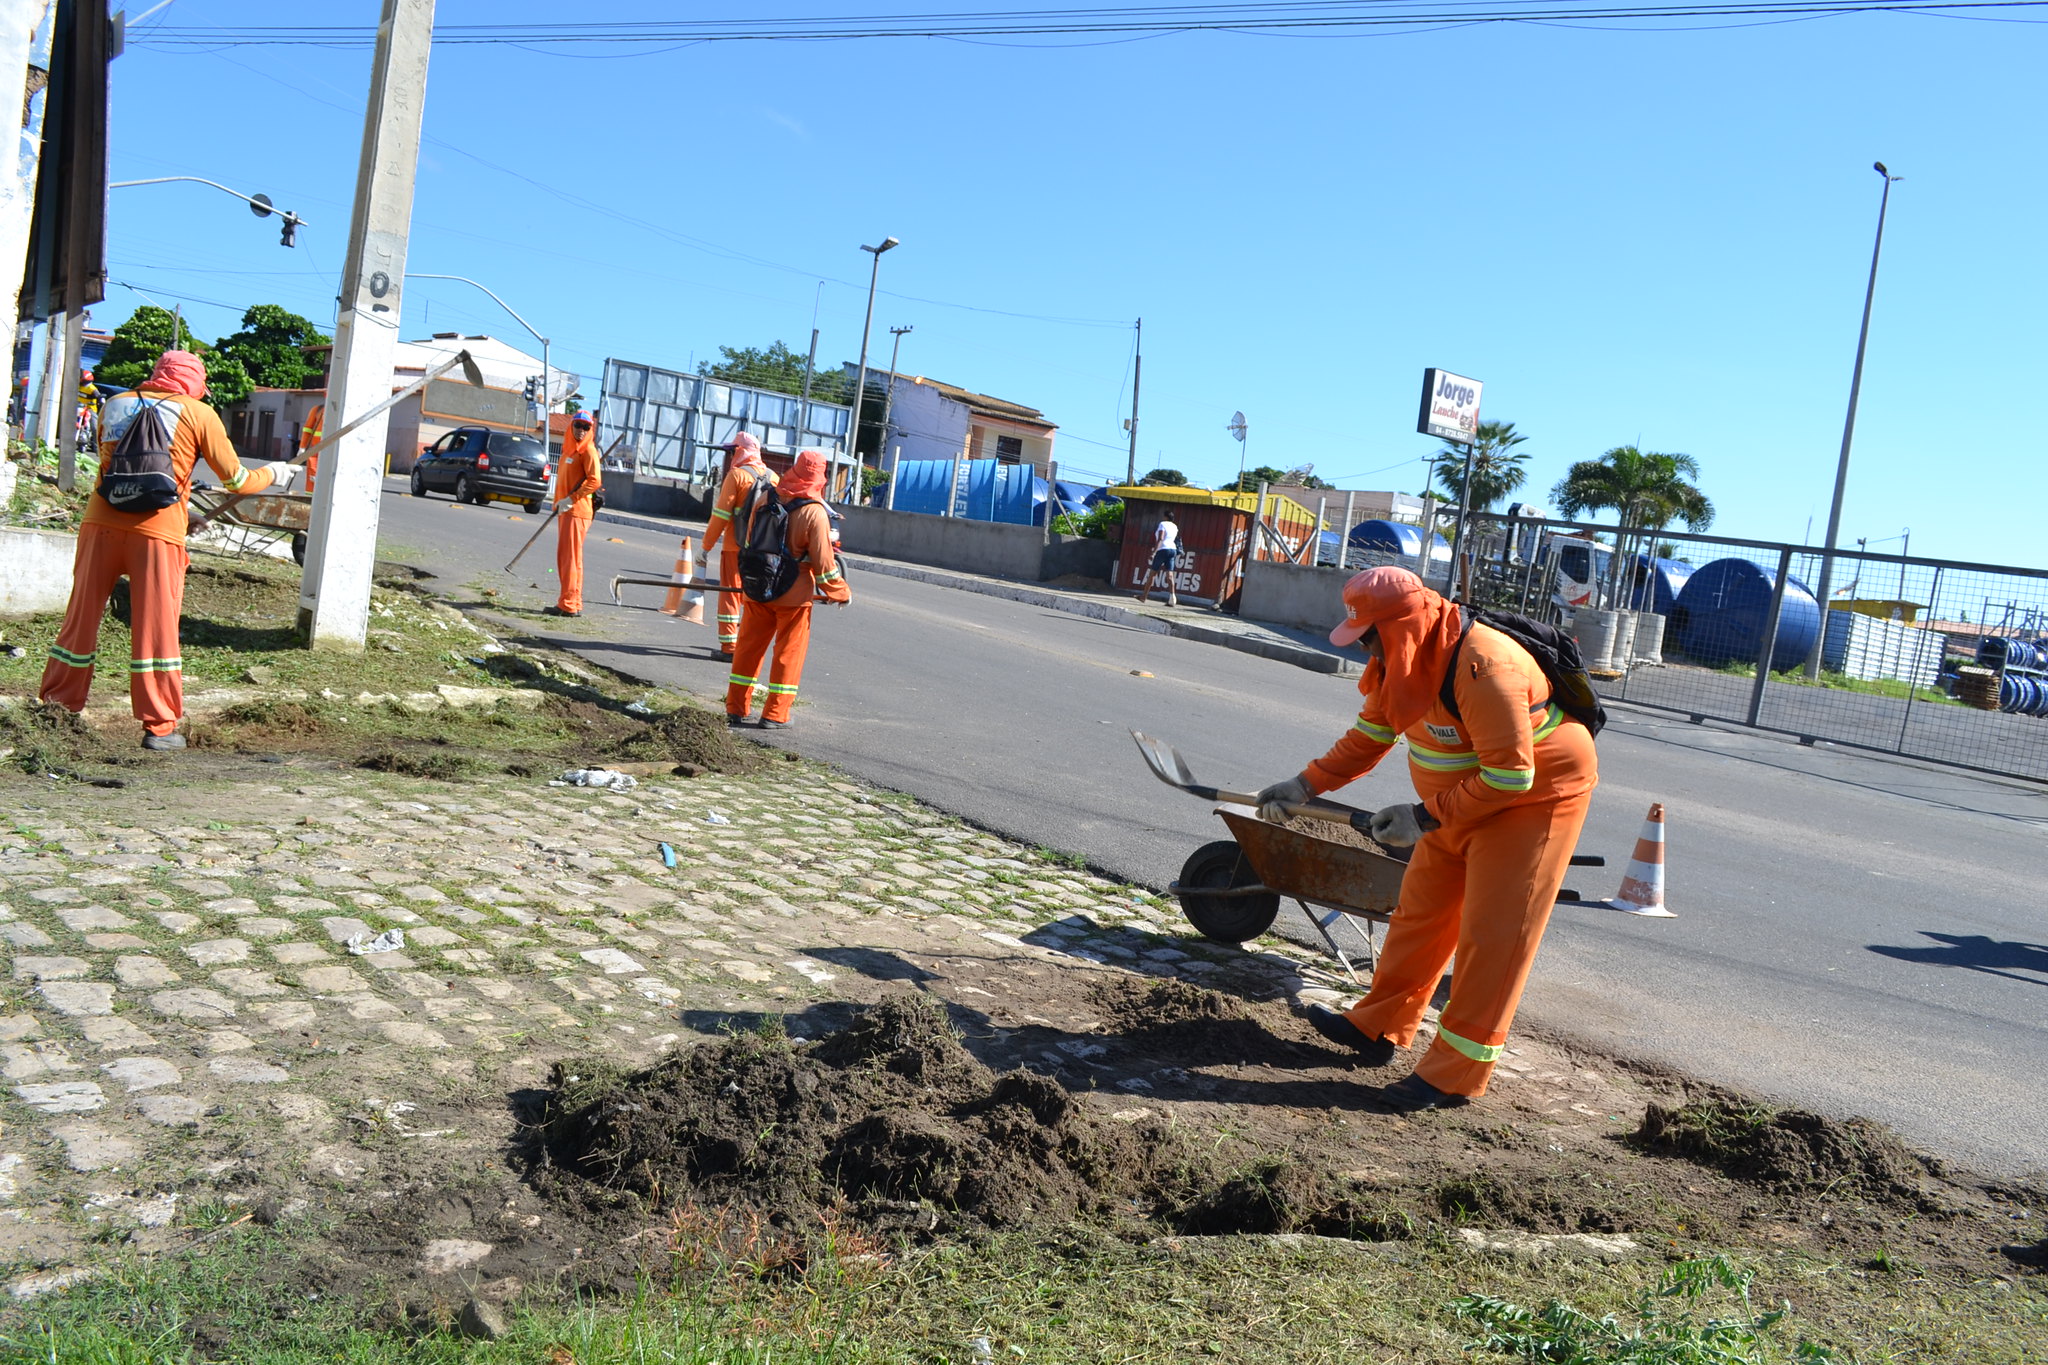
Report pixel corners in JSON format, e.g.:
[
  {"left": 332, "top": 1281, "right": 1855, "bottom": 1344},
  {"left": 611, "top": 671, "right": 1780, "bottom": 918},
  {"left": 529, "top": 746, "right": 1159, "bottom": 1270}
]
[
  {"left": 96, "top": 397, "right": 181, "bottom": 513},
  {"left": 735, "top": 477, "right": 819, "bottom": 604},
  {"left": 1438, "top": 607, "right": 1608, "bottom": 738}
]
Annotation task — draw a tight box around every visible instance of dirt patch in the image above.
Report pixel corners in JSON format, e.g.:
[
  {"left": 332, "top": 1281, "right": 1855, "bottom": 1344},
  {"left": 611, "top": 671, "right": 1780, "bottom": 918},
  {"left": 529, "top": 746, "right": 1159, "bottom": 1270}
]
[
  {"left": 1636, "top": 1097, "right": 1938, "bottom": 1207},
  {"left": 1279, "top": 812, "right": 1396, "bottom": 856},
  {"left": 538, "top": 996, "right": 1197, "bottom": 1238},
  {"left": 1092, "top": 976, "right": 1253, "bottom": 1029}
]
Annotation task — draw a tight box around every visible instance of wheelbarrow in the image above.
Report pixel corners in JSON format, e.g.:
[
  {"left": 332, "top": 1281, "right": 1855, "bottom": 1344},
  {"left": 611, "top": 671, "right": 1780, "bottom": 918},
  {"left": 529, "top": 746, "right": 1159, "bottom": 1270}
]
[
  {"left": 1131, "top": 730, "right": 1603, "bottom": 983},
  {"left": 187, "top": 486, "right": 316, "bottom": 564}
]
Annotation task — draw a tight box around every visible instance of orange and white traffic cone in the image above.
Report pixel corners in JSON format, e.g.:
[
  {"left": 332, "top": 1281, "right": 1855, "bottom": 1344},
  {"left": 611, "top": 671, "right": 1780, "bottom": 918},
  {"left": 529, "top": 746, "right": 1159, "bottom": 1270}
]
[
  {"left": 1606, "top": 802, "right": 1675, "bottom": 917},
  {"left": 660, "top": 537, "right": 705, "bottom": 625}
]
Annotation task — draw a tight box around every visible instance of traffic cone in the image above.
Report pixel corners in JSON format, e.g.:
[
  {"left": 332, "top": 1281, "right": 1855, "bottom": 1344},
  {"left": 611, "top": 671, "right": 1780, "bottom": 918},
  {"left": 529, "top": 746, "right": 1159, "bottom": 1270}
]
[
  {"left": 1606, "top": 802, "right": 1676, "bottom": 917},
  {"left": 660, "top": 536, "right": 705, "bottom": 625}
]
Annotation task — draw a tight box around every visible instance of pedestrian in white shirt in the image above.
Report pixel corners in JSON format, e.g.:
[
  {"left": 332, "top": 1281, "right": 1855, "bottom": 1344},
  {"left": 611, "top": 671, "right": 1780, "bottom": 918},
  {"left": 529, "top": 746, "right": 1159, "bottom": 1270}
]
[{"left": 1136, "top": 509, "right": 1181, "bottom": 606}]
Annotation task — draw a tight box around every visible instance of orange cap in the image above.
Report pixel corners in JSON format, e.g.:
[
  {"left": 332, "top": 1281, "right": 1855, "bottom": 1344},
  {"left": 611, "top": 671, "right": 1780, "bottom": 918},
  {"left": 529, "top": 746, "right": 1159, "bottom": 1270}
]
[{"left": 1329, "top": 565, "right": 1429, "bottom": 647}]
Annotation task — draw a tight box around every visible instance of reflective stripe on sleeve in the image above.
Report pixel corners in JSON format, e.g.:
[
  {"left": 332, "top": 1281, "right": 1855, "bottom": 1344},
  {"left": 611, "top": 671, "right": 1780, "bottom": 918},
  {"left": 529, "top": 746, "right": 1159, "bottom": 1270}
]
[
  {"left": 1532, "top": 702, "right": 1566, "bottom": 741},
  {"left": 1353, "top": 717, "right": 1396, "bottom": 743},
  {"left": 711, "top": 507, "right": 734, "bottom": 521},
  {"left": 1480, "top": 766, "right": 1535, "bottom": 793},
  {"left": 223, "top": 467, "right": 250, "bottom": 491},
  {"left": 1438, "top": 1025, "right": 1503, "bottom": 1063},
  {"left": 815, "top": 567, "right": 843, "bottom": 585}
]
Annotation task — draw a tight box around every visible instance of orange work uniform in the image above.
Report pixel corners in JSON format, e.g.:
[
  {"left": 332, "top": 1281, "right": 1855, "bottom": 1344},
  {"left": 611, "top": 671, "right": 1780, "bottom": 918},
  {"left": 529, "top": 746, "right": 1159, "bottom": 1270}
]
[
  {"left": 553, "top": 422, "right": 602, "bottom": 615},
  {"left": 700, "top": 454, "right": 776, "bottom": 653},
  {"left": 299, "top": 403, "right": 324, "bottom": 493},
  {"left": 725, "top": 451, "right": 849, "bottom": 725},
  {"left": 39, "top": 353, "right": 276, "bottom": 738},
  {"left": 1301, "top": 620, "right": 1597, "bottom": 1098}
]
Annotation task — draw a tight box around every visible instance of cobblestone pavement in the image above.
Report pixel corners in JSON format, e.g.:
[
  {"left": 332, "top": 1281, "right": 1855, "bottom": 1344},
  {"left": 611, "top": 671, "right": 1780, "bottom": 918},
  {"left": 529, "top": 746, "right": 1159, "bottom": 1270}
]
[{"left": 0, "top": 753, "right": 1634, "bottom": 1302}]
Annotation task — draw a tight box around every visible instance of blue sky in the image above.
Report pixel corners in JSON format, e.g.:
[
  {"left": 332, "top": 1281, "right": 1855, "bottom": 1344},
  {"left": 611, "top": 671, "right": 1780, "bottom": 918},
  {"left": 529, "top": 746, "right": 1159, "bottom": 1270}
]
[{"left": 103, "top": 2, "right": 2043, "bottom": 562}]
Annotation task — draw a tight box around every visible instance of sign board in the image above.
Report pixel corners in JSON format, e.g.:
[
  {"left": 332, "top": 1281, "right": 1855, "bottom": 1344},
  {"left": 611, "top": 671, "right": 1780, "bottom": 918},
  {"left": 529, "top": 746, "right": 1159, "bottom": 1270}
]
[
  {"left": 1417, "top": 368, "right": 1482, "bottom": 445},
  {"left": 420, "top": 378, "right": 533, "bottom": 432}
]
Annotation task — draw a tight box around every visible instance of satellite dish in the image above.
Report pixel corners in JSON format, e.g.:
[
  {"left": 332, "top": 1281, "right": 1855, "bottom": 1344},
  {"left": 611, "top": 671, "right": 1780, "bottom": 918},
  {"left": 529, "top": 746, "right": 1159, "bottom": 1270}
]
[
  {"left": 248, "top": 192, "right": 273, "bottom": 219},
  {"left": 1228, "top": 411, "right": 1246, "bottom": 442}
]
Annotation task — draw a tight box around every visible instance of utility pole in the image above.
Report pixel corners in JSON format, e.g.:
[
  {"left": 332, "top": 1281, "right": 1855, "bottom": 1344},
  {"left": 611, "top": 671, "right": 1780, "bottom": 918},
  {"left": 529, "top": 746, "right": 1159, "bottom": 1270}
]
[
  {"left": 1125, "top": 317, "right": 1142, "bottom": 487},
  {"left": 297, "top": 0, "right": 435, "bottom": 650},
  {"left": 881, "top": 324, "right": 911, "bottom": 474}
]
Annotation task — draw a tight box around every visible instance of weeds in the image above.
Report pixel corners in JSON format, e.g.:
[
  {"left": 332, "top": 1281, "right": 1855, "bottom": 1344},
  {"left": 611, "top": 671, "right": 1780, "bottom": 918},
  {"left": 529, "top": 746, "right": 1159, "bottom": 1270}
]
[{"left": 1452, "top": 1256, "right": 1839, "bottom": 1363}]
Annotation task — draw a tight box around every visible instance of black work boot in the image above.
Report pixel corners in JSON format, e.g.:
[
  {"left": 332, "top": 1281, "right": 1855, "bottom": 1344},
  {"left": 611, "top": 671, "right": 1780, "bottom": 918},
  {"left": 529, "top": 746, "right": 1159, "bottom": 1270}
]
[
  {"left": 1305, "top": 1005, "right": 1396, "bottom": 1066},
  {"left": 141, "top": 731, "right": 187, "bottom": 751}
]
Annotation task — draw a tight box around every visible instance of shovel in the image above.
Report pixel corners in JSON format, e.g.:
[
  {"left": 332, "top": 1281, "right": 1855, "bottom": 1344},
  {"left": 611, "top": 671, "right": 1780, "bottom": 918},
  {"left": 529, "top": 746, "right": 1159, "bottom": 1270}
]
[{"left": 1130, "top": 730, "right": 1374, "bottom": 832}]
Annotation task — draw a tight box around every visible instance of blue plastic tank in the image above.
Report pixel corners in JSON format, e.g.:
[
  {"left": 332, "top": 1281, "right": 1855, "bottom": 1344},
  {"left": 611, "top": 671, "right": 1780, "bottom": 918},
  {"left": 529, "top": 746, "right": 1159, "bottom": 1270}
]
[
  {"left": 1628, "top": 555, "right": 1695, "bottom": 614},
  {"left": 1669, "top": 557, "right": 1820, "bottom": 671}
]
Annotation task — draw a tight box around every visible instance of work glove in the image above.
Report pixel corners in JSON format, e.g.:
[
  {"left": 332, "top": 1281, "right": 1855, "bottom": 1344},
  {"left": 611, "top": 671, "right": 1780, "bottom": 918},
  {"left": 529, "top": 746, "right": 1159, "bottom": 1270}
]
[
  {"left": 1368, "top": 802, "right": 1437, "bottom": 848},
  {"left": 265, "top": 462, "right": 303, "bottom": 493},
  {"left": 1255, "top": 775, "right": 1312, "bottom": 823}
]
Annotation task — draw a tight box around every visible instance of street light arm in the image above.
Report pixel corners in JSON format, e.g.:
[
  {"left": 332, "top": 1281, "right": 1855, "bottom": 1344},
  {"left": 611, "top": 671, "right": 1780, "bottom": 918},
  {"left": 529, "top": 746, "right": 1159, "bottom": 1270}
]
[
  {"left": 109, "top": 176, "right": 309, "bottom": 224},
  {"left": 405, "top": 272, "right": 545, "bottom": 349}
]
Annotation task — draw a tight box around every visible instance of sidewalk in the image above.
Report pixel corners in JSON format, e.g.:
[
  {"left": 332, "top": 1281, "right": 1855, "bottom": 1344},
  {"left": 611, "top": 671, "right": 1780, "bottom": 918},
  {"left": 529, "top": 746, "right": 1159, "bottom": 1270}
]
[{"left": 594, "top": 505, "right": 1362, "bottom": 679}]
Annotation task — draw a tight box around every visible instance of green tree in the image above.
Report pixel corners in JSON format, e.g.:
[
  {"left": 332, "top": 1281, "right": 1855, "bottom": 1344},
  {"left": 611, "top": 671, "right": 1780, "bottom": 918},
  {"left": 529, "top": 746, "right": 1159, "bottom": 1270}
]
[
  {"left": 1229, "top": 464, "right": 1292, "bottom": 494},
  {"left": 1139, "top": 467, "right": 1187, "bottom": 486},
  {"left": 1551, "top": 445, "right": 1714, "bottom": 600},
  {"left": 94, "top": 305, "right": 202, "bottom": 392},
  {"left": 1432, "top": 420, "right": 1529, "bottom": 512},
  {"left": 699, "top": 341, "right": 847, "bottom": 403},
  {"left": 95, "top": 305, "right": 252, "bottom": 407},
  {"left": 211, "top": 304, "right": 329, "bottom": 391}
]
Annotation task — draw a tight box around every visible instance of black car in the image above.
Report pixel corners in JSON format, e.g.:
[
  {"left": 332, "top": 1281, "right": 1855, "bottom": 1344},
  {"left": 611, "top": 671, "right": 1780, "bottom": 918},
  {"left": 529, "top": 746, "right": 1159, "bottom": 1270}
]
[{"left": 409, "top": 427, "right": 551, "bottom": 512}]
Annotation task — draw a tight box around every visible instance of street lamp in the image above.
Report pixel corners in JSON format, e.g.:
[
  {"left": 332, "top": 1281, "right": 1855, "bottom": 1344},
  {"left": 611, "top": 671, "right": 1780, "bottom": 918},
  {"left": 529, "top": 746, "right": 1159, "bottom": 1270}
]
[
  {"left": 1805, "top": 161, "right": 1902, "bottom": 677},
  {"left": 847, "top": 238, "right": 898, "bottom": 490},
  {"left": 110, "top": 177, "right": 308, "bottom": 246},
  {"left": 405, "top": 272, "right": 550, "bottom": 452},
  {"left": 882, "top": 324, "right": 913, "bottom": 474}
]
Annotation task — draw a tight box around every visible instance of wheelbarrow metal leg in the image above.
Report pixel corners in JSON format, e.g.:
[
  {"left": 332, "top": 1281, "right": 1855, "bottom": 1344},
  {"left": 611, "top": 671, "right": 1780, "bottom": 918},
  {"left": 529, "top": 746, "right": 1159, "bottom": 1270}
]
[{"left": 1299, "top": 898, "right": 1372, "bottom": 987}]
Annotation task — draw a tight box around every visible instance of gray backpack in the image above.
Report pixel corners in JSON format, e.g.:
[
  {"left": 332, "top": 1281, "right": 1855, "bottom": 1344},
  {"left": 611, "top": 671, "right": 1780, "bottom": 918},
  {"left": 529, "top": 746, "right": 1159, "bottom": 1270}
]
[{"left": 96, "top": 398, "right": 181, "bottom": 512}]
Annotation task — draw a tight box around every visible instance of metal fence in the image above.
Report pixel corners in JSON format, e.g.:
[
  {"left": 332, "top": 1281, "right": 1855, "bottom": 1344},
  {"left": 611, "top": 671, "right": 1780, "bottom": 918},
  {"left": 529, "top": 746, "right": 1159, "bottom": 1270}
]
[
  {"left": 1461, "top": 512, "right": 2048, "bottom": 784},
  {"left": 596, "top": 358, "right": 853, "bottom": 481}
]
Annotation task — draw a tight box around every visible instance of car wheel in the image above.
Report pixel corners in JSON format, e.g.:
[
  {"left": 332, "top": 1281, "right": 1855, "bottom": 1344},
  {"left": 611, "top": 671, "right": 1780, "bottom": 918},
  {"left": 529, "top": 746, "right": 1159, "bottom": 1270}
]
[
  {"left": 1175, "top": 839, "right": 1279, "bottom": 944},
  {"left": 523, "top": 499, "right": 541, "bottom": 514},
  {"left": 409, "top": 468, "right": 426, "bottom": 497},
  {"left": 454, "top": 474, "right": 474, "bottom": 505}
]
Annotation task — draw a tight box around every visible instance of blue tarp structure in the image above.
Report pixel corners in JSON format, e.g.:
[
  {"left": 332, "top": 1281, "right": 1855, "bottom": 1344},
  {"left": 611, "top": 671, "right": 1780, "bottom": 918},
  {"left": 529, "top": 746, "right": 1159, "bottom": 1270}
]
[{"left": 889, "top": 458, "right": 1037, "bottom": 525}]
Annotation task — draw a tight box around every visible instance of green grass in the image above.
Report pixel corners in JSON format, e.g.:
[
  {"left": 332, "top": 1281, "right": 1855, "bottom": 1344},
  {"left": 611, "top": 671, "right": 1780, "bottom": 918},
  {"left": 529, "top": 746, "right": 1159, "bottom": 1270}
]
[
  {"left": 8, "top": 1222, "right": 2042, "bottom": 1364},
  {"left": 1715, "top": 660, "right": 1958, "bottom": 706}
]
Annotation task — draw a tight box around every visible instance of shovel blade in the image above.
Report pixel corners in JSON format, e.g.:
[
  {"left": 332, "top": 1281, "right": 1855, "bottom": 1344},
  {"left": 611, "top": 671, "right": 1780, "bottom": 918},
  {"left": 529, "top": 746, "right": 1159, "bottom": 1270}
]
[{"left": 1129, "top": 730, "right": 1202, "bottom": 792}]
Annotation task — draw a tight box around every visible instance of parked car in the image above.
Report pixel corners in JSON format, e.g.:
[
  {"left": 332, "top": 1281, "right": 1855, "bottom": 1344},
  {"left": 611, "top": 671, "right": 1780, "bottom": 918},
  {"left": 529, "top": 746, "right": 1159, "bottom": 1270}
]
[{"left": 409, "top": 427, "right": 551, "bottom": 512}]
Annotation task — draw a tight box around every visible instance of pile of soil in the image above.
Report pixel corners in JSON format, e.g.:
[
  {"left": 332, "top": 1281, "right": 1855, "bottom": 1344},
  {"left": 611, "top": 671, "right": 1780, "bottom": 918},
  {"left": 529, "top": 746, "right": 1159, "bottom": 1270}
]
[
  {"left": 538, "top": 996, "right": 1201, "bottom": 1236},
  {"left": 1636, "top": 1097, "right": 1938, "bottom": 1207},
  {"left": 604, "top": 702, "right": 763, "bottom": 774},
  {"left": 1278, "top": 811, "right": 1397, "bottom": 857}
]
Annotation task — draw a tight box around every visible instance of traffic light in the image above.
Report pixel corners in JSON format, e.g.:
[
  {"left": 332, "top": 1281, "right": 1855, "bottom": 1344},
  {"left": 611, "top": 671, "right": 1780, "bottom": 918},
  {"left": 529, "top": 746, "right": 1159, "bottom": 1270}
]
[
  {"left": 523, "top": 376, "right": 537, "bottom": 401},
  {"left": 279, "top": 213, "right": 298, "bottom": 248}
]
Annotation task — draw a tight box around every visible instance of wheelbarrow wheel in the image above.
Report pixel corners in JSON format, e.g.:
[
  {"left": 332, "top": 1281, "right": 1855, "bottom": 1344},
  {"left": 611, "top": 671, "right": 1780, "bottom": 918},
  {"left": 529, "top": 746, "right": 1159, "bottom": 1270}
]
[
  {"left": 291, "top": 532, "right": 307, "bottom": 566},
  {"left": 1177, "top": 839, "right": 1279, "bottom": 944}
]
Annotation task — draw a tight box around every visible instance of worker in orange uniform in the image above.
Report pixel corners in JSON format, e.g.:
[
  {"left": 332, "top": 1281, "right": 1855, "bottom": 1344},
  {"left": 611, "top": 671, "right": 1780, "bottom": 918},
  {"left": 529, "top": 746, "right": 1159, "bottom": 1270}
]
[
  {"left": 547, "top": 411, "right": 601, "bottom": 617},
  {"left": 299, "top": 402, "right": 324, "bottom": 493},
  {"left": 39, "top": 350, "right": 288, "bottom": 750},
  {"left": 1254, "top": 566, "right": 1598, "bottom": 1110},
  {"left": 724, "top": 448, "right": 849, "bottom": 730},
  {"left": 697, "top": 431, "right": 775, "bottom": 658}
]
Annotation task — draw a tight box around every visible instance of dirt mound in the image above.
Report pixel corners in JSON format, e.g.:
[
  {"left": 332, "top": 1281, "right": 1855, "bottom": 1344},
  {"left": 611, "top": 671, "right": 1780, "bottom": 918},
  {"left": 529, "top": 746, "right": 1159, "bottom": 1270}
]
[
  {"left": 0, "top": 699, "right": 129, "bottom": 774},
  {"left": 605, "top": 702, "right": 762, "bottom": 774},
  {"left": 539, "top": 996, "right": 1197, "bottom": 1236},
  {"left": 1636, "top": 1099, "right": 1934, "bottom": 1206},
  {"left": 1092, "top": 977, "right": 1252, "bottom": 1030}
]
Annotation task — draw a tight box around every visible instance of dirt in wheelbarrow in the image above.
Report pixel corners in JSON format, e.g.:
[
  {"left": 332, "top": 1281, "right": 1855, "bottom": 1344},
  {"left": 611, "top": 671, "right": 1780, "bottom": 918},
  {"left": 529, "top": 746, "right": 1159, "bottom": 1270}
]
[
  {"left": 1277, "top": 810, "right": 1397, "bottom": 856},
  {"left": 525, "top": 969, "right": 2039, "bottom": 1299}
]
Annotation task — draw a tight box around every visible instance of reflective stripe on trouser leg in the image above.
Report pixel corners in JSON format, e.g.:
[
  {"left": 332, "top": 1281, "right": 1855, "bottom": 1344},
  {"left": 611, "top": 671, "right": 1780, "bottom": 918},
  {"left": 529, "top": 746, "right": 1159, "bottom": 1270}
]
[
  {"left": 1416, "top": 788, "right": 1590, "bottom": 1098},
  {"left": 717, "top": 548, "right": 745, "bottom": 645},
  {"left": 759, "top": 599, "right": 812, "bottom": 723},
  {"left": 38, "top": 522, "right": 126, "bottom": 715},
  {"left": 126, "top": 530, "right": 189, "bottom": 736},
  {"left": 556, "top": 509, "right": 590, "bottom": 613},
  {"left": 725, "top": 599, "right": 779, "bottom": 717}
]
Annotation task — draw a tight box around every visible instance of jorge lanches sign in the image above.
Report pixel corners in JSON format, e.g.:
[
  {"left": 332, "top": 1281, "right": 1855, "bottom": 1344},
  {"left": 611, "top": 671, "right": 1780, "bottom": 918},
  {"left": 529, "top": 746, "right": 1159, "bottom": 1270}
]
[
  {"left": 420, "top": 378, "right": 532, "bottom": 431},
  {"left": 1417, "top": 368, "right": 1483, "bottom": 445}
]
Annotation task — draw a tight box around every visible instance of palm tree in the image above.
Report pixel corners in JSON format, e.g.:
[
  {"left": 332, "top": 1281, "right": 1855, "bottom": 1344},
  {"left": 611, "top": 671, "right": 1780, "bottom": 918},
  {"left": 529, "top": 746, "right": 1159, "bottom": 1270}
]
[
  {"left": 1432, "top": 420, "right": 1530, "bottom": 513},
  {"left": 1550, "top": 446, "right": 1714, "bottom": 604}
]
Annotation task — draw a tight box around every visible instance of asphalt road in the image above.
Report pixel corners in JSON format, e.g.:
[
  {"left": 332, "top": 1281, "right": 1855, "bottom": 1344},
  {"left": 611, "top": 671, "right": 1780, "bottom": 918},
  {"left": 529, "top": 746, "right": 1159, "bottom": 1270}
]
[{"left": 372, "top": 482, "right": 2047, "bottom": 1178}]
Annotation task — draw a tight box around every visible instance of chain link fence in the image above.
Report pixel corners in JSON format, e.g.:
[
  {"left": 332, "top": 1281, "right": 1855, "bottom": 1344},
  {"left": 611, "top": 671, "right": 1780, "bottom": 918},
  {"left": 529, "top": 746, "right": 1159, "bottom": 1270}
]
[{"left": 1460, "top": 512, "right": 2048, "bottom": 784}]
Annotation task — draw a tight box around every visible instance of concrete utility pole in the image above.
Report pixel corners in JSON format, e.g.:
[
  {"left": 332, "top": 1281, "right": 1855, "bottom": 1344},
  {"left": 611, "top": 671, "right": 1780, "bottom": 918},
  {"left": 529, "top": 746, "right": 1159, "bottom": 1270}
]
[
  {"left": 1125, "top": 317, "right": 1142, "bottom": 487},
  {"left": 298, "top": 0, "right": 435, "bottom": 650},
  {"left": 53, "top": 308, "right": 82, "bottom": 489},
  {"left": 881, "top": 324, "right": 911, "bottom": 473}
]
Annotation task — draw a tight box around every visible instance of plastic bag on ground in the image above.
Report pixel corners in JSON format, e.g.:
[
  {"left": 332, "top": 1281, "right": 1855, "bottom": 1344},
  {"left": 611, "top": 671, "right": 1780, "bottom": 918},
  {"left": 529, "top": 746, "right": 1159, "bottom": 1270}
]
[
  {"left": 346, "top": 928, "right": 406, "bottom": 956},
  {"left": 552, "top": 768, "right": 639, "bottom": 791}
]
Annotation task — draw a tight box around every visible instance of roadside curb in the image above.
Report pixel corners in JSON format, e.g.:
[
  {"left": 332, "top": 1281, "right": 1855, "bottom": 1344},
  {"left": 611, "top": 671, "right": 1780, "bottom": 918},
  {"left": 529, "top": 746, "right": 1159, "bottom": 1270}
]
[{"left": 839, "top": 554, "right": 1360, "bottom": 678}]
